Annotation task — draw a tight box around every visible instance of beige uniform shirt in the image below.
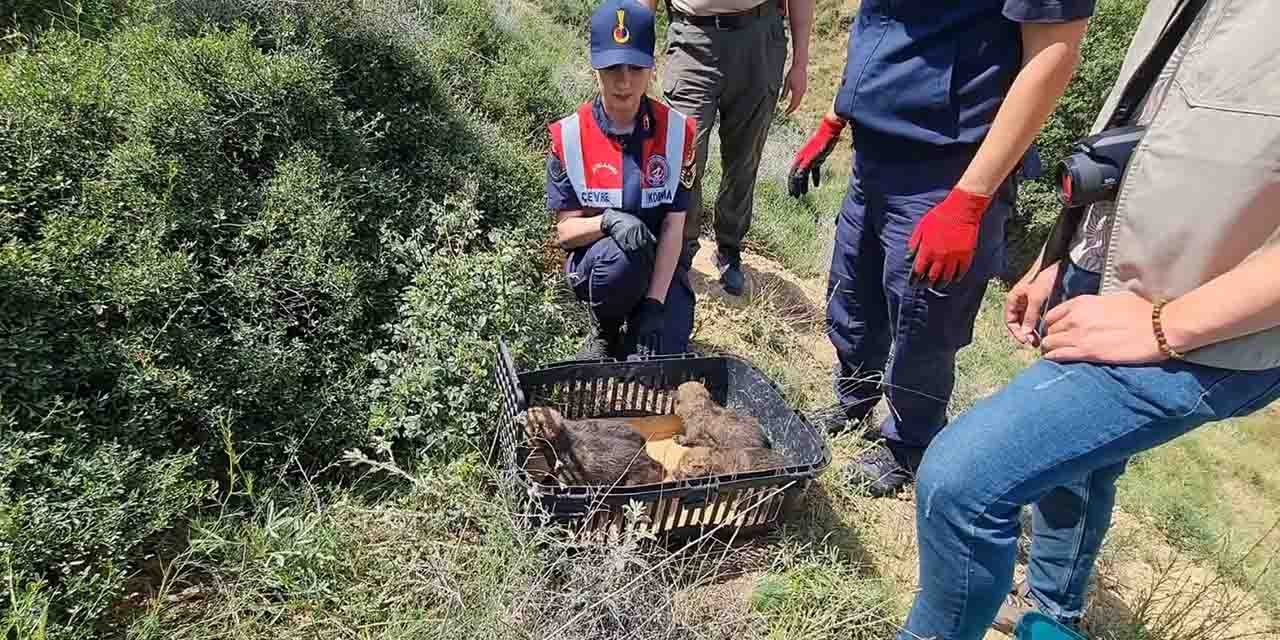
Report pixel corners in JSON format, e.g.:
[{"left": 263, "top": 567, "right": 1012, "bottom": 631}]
[
  {"left": 1067, "top": 15, "right": 1189, "bottom": 272},
  {"left": 1064, "top": 27, "right": 1182, "bottom": 271},
  {"left": 669, "top": 0, "right": 769, "bottom": 16},
  {"left": 1069, "top": 0, "right": 1280, "bottom": 370}
]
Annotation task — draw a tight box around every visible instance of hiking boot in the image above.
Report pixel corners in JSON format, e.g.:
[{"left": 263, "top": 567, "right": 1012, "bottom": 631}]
[
  {"left": 992, "top": 580, "right": 1041, "bottom": 635},
  {"left": 858, "top": 425, "right": 886, "bottom": 444},
  {"left": 831, "top": 365, "right": 883, "bottom": 441},
  {"left": 713, "top": 249, "right": 745, "bottom": 296},
  {"left": 806, "top": 404, "right": 848, "bottom": 435},
  {"left": 810, "top": 405, "right": 876, "bottom": 439},
  {"left": 842, "top": 442, "right": 922, "bottom": 498},
  {"left": 574, "top": 321, "right": 622, "bottom": 361}
]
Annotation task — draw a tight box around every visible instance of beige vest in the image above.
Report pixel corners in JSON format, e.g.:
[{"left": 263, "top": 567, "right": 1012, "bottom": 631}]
[{"left": 1090, "top": 0, "right": 1280, "bottom": 370}]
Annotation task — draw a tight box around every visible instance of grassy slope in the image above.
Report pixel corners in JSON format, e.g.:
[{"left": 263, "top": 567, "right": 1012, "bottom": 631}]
[{"left": 123, "top": 1, "right": 1278, "bottom": 639}]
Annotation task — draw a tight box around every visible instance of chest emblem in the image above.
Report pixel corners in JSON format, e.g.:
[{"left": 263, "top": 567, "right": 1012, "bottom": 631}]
[
  {"left": 645, "top": 155, "right": 669, "bottom": 188},
  {"left": 591, "top": 162, "right": 619, "bottom": 178}
]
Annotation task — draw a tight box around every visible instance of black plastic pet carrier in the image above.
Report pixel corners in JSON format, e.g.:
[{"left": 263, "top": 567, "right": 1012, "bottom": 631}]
[{"left": 493, "top": 338, "right": 831, "bottom": 543}]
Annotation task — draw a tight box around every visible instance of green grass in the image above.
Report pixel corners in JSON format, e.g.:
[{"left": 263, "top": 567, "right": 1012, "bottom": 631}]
[
  {"left": 125, "top": 457, "right": 561, "bottom": 639},
  {"left": 122, "top": 452, "right": 907, "bottom": 639},
  {"left": 697, "top": 116, "right": 848, "bottom": 280},
  {"left": 749, "top": 556, "right": 898, "bottom": 640}
]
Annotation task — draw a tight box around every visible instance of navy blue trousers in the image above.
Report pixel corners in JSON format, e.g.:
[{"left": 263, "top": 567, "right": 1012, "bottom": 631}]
[
  {"left": 566, "top": 237, "right": 696, "bottom": 355},
  {"left": 826, "top": 150, "right": 1014, "bottom": 450}
]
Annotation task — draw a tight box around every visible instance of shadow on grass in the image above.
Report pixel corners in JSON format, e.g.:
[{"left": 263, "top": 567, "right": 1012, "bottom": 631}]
[
  {"left": 687, "top": 259, "right": 825, "bottom": 335},
  {"left": 786, "top": 482, "right": 883, "bottom": 571},
  {"left": 1080, "top": 584, "right": 1143, "bottom": 640}
]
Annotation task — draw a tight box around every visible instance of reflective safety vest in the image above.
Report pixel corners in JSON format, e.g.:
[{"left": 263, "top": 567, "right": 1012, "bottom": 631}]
[{"left": 548, "top": 99, "right": 696, "bottom": 210}]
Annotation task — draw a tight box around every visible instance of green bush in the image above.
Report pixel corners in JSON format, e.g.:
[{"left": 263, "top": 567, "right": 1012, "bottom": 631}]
[
  {"left": 0, "top": 0, "right": 584, "bottom": 634},
  {"left": 368, "top": 219, "right": 580, "bottom": 457},
  {"left": 1004, "top": 0, "right": 1148, "bottom": 279},
  {"left": 0, "top": 0, "right": 148, "bottom": 45},
  {"left": 535, "top": 0, "right": 594, "bottom": 33}
]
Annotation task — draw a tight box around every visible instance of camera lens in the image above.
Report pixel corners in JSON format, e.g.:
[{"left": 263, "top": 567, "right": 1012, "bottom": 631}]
[{"left": 1057, "top": 154, "right": 1108, "bottom": 207}]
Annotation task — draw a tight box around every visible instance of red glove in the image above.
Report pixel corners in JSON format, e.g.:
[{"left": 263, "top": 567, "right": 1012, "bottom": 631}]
[
  {"left": 907, "top": 188, "right": 993, "bottom": 288},
  {"left": 788, "top": 114, "right": 846, "bottom": 199}
]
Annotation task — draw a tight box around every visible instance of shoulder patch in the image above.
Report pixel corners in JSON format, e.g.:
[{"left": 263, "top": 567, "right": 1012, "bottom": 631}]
[
  {"left": 680, "top": 166, "right": 696, "bottom": 190},
  {"left": 680, "top": 121, "right": 697, "bottom": 189},
  {"left": 680, "top": 153, "right": 696, "bottom": 189},
  {"left": 547, "top": 151, "right": 568, "bottom": 182}
]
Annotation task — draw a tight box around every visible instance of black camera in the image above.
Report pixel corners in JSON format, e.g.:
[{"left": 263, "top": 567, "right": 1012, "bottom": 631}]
[{"left": 1055, "top": 124, "right": 1146, "bottom": 207}]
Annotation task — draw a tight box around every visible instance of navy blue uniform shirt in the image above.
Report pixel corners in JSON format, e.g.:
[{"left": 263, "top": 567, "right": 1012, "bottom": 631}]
[
  {"left": 546, "top": 96, "right": 691, "bottom": 235},
  {"left": 835, "top": 0, "right": 1095, "bottom": 159}
]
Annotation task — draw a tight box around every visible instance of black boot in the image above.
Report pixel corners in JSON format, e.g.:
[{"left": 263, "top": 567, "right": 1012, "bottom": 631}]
[
  {"left": 842, "top": 442, "right": 924, "bottom": 498},
  {"left": 575, "top": 320, "right": 623, "bottom": 361},
  {"left": 713, "top": 247, "right": 746, "bottom": 296}
]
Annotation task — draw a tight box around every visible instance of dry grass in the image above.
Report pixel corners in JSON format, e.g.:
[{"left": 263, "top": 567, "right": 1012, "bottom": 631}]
[
  {"left": 124, "top": 449, "right": 903, "bottom": 640},
  {"left": 1083, "top": 515, "right": 1280, "bottom": 640},
  {"left": 1114, "top": 421, "right": 1280, "bottom": 616}
]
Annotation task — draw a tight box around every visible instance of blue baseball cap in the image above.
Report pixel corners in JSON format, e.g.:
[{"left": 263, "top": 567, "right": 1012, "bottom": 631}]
[{"left": 589, "top": 0, "right": 656, "bottom": 70}]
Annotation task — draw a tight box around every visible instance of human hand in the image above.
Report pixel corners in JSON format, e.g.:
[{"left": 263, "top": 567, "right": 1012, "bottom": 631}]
[
  {"left": 1039, "top": 292, "right": 1166, "bottom": 364},
  {"left": 907, "top": 188, "right": 992, "bottom": 288},
  {"left": 780, "top": 63, "right": 808, "bottom": 117},
  {"left": 601, "top": 209, "right": 656, "bottom": 261},
  {"left": 626, "top": 298, "right": 665, "bottom": 359},
  {"left": 1005, "top": 261, "right": 1059, "bottom": 346},
  {"left": 788, "top": 113, "right": 845, "bottom": 199}
]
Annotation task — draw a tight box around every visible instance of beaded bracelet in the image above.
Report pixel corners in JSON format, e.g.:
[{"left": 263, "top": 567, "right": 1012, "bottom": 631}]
[{"left": 1152, "top": 298, "right": 1184, "bottom": 360}]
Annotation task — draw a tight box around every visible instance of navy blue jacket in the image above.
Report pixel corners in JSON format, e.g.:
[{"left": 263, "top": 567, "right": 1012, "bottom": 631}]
[{"left": 835, "top": 0, "right": 1095, "bottom": 160}]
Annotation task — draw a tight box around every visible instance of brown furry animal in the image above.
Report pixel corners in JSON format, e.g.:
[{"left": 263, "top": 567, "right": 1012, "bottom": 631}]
[
  {"left": 674, "top": 381, "right": 768, "bottom": 449},
  {"left": 523, "top": 407, "right": 665, "bottom": 487},
  {"left": 673, "top": 446, "right": 789, "bottom": 480}
]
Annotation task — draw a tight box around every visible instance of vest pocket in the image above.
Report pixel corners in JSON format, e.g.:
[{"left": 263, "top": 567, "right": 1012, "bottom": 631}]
[{"left": 1175, "top": 1, "right": 1280, "bottom": 118}]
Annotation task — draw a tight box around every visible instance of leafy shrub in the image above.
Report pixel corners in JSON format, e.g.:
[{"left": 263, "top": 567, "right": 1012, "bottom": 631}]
[
  {"left": 535, "top": 0, "right": 594, "bottom": 33},
  {"left": 0, "top": 0, "right": 584, "bottom": 634},
  {"left": 1004, "top": 0, "right": 1148, "bottom": 278},
  {"left": 0, "top": 0, "right": 148, "bottom": 45},
  {"left": 368, "top": 218, "right": 580, "bottom": 457}
]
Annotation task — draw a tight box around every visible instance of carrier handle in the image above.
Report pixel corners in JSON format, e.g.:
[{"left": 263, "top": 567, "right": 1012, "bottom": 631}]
[
  {"left": 496, "top": 338, "right": 526, "bottom": 410},
  {"left": 626, "top": 351, "right": 700, "bottom": 363}
]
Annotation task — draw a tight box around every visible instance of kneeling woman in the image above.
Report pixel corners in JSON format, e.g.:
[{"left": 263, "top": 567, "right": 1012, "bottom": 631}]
[{"left": 546, "top": 0, "right": 698, "bottom": 360}]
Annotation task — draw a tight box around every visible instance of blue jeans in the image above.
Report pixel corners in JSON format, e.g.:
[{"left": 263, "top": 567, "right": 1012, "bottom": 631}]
[
  {"left": 899, "top": 261, "right": 1280, "bottom": 640},
  {"left": 826, "top": 150, "right": 1013, "bottom": 449}
]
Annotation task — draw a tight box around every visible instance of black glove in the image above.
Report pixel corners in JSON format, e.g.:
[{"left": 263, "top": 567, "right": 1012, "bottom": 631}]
[
  {"left": 787, "top": 114, "right": 847, "bottom": 200},
  {"left": 625, "top": 297, "right": 664, "bottom": 360},
  {"left": 601, "top": 209, "right": 656, "bottom": 262}
]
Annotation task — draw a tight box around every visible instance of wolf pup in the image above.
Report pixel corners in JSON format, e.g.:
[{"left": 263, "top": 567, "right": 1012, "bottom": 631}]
[
  {"left": 674, "top": 381, "right": 769, "bottom": 450},
  {"left": 673, "top": 446, "right": 788, "bottom": 480},
  {"left": 523, "top": 407, "right": 665, "bottom": 487}
]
